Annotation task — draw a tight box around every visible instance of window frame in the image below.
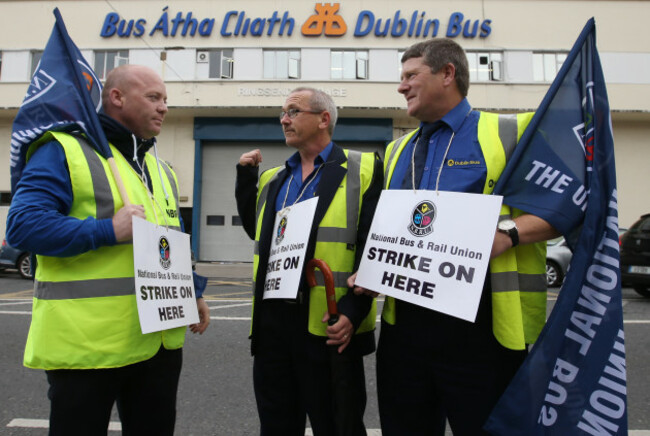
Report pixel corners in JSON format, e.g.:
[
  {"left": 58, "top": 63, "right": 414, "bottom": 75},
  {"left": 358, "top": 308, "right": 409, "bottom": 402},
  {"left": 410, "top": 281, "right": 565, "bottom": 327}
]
[
  {"left": 94, "top": 49, "right": 129, "bottom": 80},
  {"left": 331, "top": 50, "right": 369, "bottom": 80},
  {"left": 263, "top": 50, "right": 301, "bottom": 80},
  {"left": 532, "top": 52, "right": 568, "bottom": 82},
  {"left": 207, "top": 49, "right": 234, "bottom": 80},
  {"left": 466, "top": 50, "right": 503, "bottom": 82}
]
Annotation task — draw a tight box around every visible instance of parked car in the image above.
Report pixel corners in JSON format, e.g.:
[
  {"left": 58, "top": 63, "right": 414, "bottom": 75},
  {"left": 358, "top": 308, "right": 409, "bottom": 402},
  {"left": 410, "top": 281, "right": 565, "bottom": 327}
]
[
  {"left": 545, "top": 226, "right": 629, "bottom": 288},
  {"left": 546, "top": 237, "right": 572, "bottom": 287},
  {"left": 0, "top": 239, "right": 33, "bottom": 279},
  {"left": 620, "top": 214, "right": 650, "bottom": 298}
]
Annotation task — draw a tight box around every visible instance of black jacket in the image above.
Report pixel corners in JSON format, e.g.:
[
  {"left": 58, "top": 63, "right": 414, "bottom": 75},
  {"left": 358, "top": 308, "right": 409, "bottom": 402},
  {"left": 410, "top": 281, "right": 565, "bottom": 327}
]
[{"left": 235, "top": 143, "right": 383, "bottom": 356}]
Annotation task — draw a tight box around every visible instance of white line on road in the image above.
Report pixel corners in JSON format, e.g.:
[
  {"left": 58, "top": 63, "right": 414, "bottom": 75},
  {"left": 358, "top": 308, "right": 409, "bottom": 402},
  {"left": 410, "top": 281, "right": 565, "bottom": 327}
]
[
  {"left": 7, "top": 420, "right": 650, "bottom": 436},
  {"left": 8, "top": 418, "right": 121, "bottom": 431},
  {"left": 4, "top": 307, "right": 650, "bottom": 325},
  {"left": 208, "top": 302, "right": 253, "bottom": 310},
  {"left": 209, "top": 316, "right": 251, "bottom": 320},
  {"left": 0, "top": 300, "right": 32, "bottom": 306}
]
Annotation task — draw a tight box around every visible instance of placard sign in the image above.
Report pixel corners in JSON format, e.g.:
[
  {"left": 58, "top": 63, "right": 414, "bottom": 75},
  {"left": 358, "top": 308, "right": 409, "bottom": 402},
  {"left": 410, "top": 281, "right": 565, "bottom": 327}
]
[
  {"left": 132, "top": 216, "right": 199, "bottom": 333},
  {"left": 355, "top": 190, "right": 502, "bottom": 322},
  {"left": 263, "top": 197, "right": 318, "bottom": 299}
]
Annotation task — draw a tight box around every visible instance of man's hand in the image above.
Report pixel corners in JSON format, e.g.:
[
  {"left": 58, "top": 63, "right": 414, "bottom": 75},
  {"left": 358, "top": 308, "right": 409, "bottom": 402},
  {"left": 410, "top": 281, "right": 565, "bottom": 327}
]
[
  {"left": 189, "top": 297, "right": 210, "bottom": 334},
  {"left": 323, "top": 313, "right": 354, "bottom": 353},
  {"left": 112, "top": 204, "right": 146, "bottom": 242},
  {"left": 347, "top": 272, "right": 379, "bottom": 298},
  {"left": 239, "top": 149, "right": 263, "bottom": 167}
]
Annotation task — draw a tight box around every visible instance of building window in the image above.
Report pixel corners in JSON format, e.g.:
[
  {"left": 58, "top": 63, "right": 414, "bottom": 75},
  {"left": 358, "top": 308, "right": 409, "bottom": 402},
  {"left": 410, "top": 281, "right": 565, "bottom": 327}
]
[
  {"left": 397, "top": 50, "right": 405, "bottom": 78},
  {"left": 196, "top": 49, "right": 233, "bottom": 79},
  {"left": 466, "top": 51, "right": 503, "bottom": 82},
  {"left": 206, "top": 215, "right": 225, "bottom": 226},
  {"left": 30, "top": 50, "right": 43, "bottom": 77},
  {"left": 533, "top": 52, "right": 567, "bottom": 82},
  {"left": 331, "top": 51, "right": 368, "bottom": 80},
  {"left": 94, "top": 50, "right": 128, "bottom": 80},
  {"left": 263, "top": 50, "right": 300, "bottom": 79}
]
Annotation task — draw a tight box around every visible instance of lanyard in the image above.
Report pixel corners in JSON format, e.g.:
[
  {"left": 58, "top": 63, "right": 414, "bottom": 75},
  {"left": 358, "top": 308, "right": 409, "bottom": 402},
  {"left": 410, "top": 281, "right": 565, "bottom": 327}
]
[
  {"left": 279, "top": 163, "right": 325, "bottom": 215},
  {"left": 410, "top": 107, "right": 473, "bottom": 193}
]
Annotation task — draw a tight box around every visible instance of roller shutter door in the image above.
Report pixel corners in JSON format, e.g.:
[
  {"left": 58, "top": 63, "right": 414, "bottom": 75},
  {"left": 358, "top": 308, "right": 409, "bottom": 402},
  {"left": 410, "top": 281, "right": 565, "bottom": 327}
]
[{"left": 199, "top": 142, "right": 384, "bottom": 261}]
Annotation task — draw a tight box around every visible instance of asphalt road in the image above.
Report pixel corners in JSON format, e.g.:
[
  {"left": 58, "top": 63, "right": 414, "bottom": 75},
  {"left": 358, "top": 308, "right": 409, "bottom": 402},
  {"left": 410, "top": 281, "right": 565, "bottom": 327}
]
[{"left": 1, "top": 267, "right": 649, "bottom": 435}]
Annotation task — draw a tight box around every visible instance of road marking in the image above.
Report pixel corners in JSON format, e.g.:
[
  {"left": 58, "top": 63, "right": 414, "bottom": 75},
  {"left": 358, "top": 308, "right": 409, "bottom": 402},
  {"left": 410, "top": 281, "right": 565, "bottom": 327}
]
[
  {"left": 3, "top": 298, "right": 650, "bottom": 325},
  {"left": 0, "top": 300, "right": 32, "bottom": 306},
  {"left": 7, "top": 418, "right": 121, "bottom": 431},
  {"left": 210, "top": 316, "right": 251, "bottom": 320},
  {"left": 207, "top": 280, "right": 252, "bottom": 286},
  {"left": 0, "top": 290, "right": 33, "bottom": 298},
  {"left": 208, "top": 302, "right": 253, "bottom": 310},
  {"left": 6, "top": 420, "right": 649, "bottom": 435},
  {"left": 211, "top": 291, "right": 252, "bottom": 297}
]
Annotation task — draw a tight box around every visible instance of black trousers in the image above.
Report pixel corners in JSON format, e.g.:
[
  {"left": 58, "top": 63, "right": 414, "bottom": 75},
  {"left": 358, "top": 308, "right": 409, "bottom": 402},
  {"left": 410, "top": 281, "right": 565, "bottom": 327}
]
[
  {"left": 46, "top": 346, "right": 182, "bottom": 436},
  {"left": 253, "top": 299, "right": 367, "bottom": 436},
  {"left": 377, "top": 286, "right": 527, "bottom": 436}
]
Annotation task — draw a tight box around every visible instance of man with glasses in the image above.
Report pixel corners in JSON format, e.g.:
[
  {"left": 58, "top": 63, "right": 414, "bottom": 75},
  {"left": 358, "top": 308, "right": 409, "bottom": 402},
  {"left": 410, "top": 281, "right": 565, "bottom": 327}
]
[{"left": 235, "top": 87, "right": 382, "bottom": 435}]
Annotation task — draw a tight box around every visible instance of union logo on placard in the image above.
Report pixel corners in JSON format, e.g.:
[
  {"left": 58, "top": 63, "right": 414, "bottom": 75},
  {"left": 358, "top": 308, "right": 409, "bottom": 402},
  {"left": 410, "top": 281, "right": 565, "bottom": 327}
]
[
  {"left": 276, "top": 216, "right": 288, "bottom": 244},
  {"left": 159, "top": 236, "right": 171, "bottom": 270},
  {"left": 408, "top": 200, "right": 436, "bottom": 237}
]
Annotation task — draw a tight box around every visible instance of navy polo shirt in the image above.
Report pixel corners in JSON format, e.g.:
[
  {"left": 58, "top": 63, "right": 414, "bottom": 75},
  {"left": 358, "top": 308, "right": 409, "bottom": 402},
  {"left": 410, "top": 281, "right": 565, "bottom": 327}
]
[
  {"left": 275, "top": 142, "right": 333, "bottom": 212},
  {"left": 389, "top": 98, "right": 487, "bottom": 194}
]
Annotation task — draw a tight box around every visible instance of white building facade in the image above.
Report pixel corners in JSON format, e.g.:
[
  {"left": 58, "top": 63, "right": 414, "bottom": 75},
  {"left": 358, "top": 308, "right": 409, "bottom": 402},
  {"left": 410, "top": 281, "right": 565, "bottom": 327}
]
[{"left": 0, "top": 0, "right": 648, "bottom": 261}]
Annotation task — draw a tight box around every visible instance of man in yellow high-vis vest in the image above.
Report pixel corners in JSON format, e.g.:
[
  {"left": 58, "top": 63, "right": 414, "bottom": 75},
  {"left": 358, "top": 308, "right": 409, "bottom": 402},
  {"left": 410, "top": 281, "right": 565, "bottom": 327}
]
[
  {"left": 7, "top": 65, "right": 210, "bottom": 436},
  {"left": 349, "top": 40, "right": 560, "bottom": 435},
  {"left": 236, "top": 87, "right": 382, "bottom": 435}
]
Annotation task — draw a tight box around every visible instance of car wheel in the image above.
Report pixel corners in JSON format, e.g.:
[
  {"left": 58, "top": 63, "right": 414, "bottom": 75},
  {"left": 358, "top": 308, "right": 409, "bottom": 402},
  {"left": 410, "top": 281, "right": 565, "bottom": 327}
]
[
  {"left": 17, "top": 253, "right": 32, "bottom": 280},
  {"left": 546, "top": 261, "right": 563, "bottom": 287},
  {"left": 633, "top": 286, "right": 650, "bottom": 298}
]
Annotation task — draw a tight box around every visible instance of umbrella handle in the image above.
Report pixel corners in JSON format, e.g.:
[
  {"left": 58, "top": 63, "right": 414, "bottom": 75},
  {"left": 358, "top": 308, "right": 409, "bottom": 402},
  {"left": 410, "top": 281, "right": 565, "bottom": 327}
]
[{"left": 305, "top": 258, "right": 339, "bottom": 326}]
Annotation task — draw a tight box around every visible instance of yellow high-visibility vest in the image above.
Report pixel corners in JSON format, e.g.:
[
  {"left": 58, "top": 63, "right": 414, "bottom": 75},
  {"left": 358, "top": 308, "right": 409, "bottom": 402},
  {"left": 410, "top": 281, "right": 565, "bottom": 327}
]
[
  {"left": 382, "top": 112, "right": 547, "bottom": 350},
  {"left": 24, "top": 132, "right": 185, "bottom": 370},
  {"left": 252, "top": 150, "right": 378, "bottom": 337}
]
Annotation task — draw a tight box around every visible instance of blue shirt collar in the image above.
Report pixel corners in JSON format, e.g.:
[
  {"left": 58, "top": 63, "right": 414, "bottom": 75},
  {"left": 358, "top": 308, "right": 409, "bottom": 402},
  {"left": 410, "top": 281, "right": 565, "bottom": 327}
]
[
  {"left": 285, "top": 141, "right": 333, "bottom": 173},
  {"left": 418, "top": 98, "right": 472, "bottom": 134}
]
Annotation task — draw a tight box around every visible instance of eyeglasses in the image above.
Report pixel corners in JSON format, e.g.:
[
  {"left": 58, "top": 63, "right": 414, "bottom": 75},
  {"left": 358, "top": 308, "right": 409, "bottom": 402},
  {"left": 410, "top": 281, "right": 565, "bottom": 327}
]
[{"left": 279, "top": 108, "right": 322, "bottom": 121}]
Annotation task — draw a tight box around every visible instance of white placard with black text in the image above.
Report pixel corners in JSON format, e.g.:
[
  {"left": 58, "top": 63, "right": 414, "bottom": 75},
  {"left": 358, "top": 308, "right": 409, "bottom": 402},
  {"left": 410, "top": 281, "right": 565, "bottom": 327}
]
[
  {"left": 132, "top": 216, "right": 199, "bottom": 334},
  {"left": 355, "top": 190, "right": 502, "bottom": 322},
  {"left": 263, "top": 197, "right": 319, "bottom": 300}
]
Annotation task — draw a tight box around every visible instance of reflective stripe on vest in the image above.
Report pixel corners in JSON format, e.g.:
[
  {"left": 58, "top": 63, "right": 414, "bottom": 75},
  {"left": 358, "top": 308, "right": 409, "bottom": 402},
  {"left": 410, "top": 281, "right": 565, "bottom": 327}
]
[
  {"left": 35, "top": 277, "right": 136, "bottom": 300},
  {"left": 316, "top": 150, "right": 361, "bottom": 244},
  {"left": 76, "top": 135, "right": 115, "bottom": 219},
  {"left": 158, "top": 159, "right": 182, "bottom": 222},
  {"left": 24, "top": 132, "right": 185, "bottom": 370},
  {"left": 382, "top": 112, "right": 546, "bottom": 350}
]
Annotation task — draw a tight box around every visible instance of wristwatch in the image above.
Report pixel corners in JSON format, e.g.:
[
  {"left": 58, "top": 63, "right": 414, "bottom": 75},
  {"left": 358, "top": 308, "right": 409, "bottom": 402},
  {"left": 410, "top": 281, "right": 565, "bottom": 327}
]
[{"left": 497, "top": 219, "right": 519, "bottom": 247}]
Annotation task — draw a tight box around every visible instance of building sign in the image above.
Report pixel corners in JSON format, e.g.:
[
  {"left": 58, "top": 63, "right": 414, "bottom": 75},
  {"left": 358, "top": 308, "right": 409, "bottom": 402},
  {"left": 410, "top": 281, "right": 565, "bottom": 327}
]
[
  {"left": 237, "top": 87, "right": 348, "bottom": 97},
  {"left": 100, "top": 3, "right": 492, "bottom": 39}
]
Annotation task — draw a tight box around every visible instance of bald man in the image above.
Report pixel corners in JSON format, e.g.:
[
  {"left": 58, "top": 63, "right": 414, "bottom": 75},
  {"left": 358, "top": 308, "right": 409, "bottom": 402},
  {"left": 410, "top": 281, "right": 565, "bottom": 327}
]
[{"left": 7, "top": 64, "right": 209, "bottom": 436}]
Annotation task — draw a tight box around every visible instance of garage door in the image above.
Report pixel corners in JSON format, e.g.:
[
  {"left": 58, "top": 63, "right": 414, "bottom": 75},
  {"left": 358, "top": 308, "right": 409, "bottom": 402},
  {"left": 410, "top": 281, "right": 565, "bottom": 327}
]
[{"left": 199, "top": 142, "right": 385, "bottom": 262}]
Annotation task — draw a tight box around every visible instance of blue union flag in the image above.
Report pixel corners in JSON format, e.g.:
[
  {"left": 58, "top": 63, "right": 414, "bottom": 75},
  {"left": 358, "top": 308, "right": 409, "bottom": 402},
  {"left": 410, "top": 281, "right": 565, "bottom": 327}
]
[
  {"left": 10, "top": 8, "right": 109, "bottom": 193},
  {"left": 485, "top": 18, "right": 627, "bottom": 435}
]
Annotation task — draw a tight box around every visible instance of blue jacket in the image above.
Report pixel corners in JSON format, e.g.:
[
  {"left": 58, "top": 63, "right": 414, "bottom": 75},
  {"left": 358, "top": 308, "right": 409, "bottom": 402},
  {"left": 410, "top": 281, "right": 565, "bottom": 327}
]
[{"left": 6, "top": 115, "right": 205, "bottom": 297}]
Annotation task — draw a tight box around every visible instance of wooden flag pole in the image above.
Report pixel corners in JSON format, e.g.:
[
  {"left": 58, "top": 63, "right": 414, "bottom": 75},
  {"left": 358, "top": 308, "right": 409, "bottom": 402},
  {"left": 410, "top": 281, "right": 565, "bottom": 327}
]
[{"left": 108, "top": 157, "right": 131, "bottom": 206}]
